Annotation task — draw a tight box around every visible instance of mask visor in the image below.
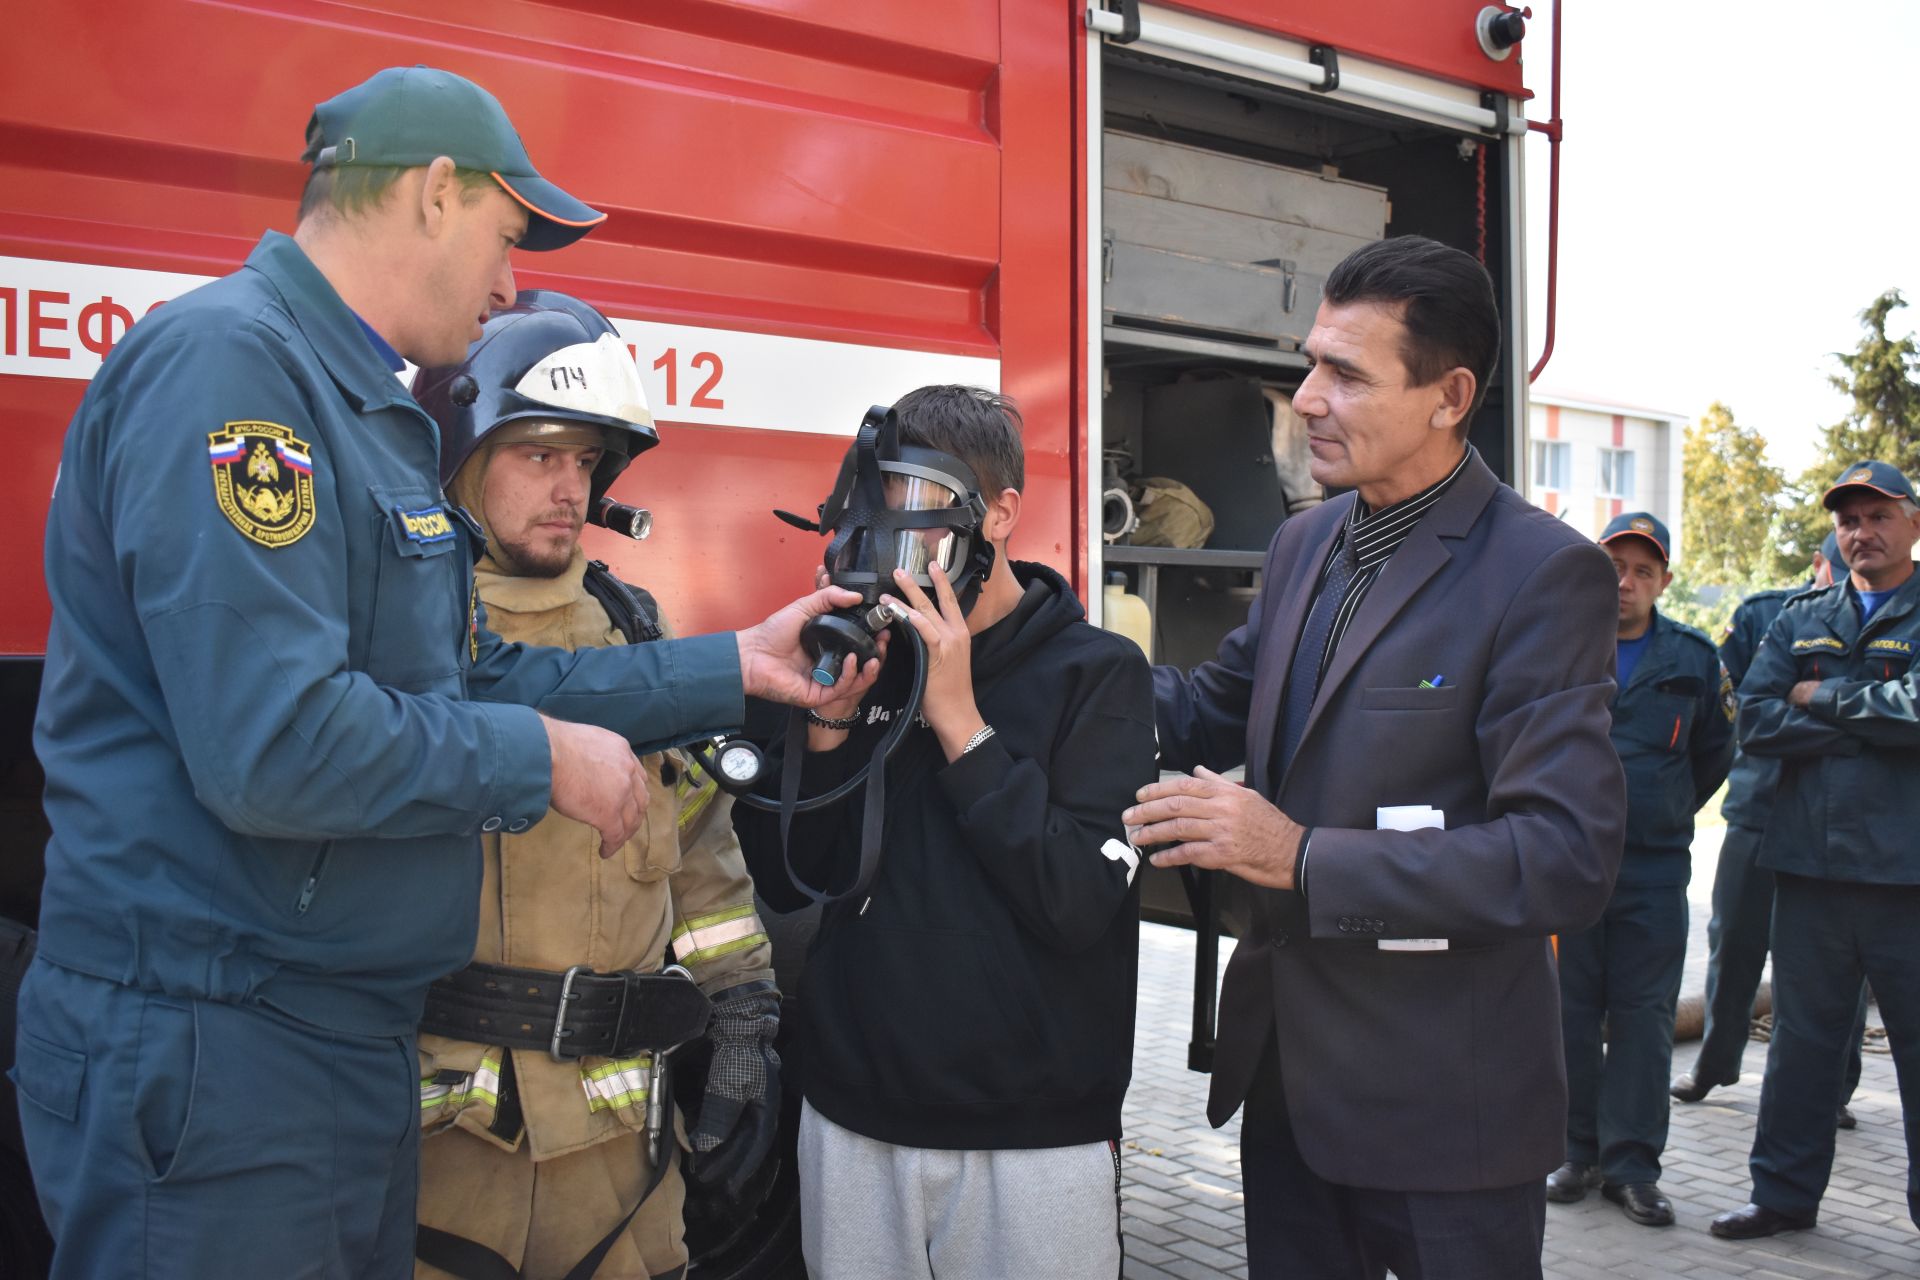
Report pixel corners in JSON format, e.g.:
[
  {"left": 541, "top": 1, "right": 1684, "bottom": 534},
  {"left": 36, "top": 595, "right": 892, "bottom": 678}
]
[{"left": 886, "top": 474, "right": 961, "bottom": 579}]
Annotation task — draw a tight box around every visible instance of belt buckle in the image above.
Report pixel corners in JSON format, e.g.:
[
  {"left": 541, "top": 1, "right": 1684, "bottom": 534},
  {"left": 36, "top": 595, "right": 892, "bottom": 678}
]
[{"left": 550, "top": 963, "right": 589, "bottom": 1061}]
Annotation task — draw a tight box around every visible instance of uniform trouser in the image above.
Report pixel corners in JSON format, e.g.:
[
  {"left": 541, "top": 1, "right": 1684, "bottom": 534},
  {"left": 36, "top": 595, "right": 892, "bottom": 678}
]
[
  {"left": 1558, "top": 881, "right": 1688, "bottom": 1185},
  {"left": 415, "top": 1121, "right": 686, "bottom": 1280},
  {"left": 11, "top": 957, "right": 418, "bottom": 1280},
  {"left": 1692, "top": 822, "right": 1867, "bottom": 1098},
  {"left": 796, "top": 1099, "right": 1121, "bottom": 1280},
  {"left": 1750, "top": 875, "right": 1920, "bottom": 1226},
  {"left": 1239, "top": 1046, "right": 1546, "bottom": 1280}
]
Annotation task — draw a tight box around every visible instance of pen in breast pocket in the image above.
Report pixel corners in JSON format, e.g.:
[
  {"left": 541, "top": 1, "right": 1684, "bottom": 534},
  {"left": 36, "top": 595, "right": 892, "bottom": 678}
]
[{"left": 1419, "top": 674, "right": 1446, "bottom": 689}]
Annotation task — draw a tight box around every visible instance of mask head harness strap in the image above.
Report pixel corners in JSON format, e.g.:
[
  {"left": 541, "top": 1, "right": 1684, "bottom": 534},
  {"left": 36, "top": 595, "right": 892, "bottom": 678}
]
[{"left": 799, "top": 406, "right": 995, "bottom": 613}]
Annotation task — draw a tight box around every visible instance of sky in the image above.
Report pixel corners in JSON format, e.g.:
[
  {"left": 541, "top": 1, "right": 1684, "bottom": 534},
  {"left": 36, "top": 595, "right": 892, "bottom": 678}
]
[{"left": 1518, "top": 0, "right": 1920, "bottom": 476}]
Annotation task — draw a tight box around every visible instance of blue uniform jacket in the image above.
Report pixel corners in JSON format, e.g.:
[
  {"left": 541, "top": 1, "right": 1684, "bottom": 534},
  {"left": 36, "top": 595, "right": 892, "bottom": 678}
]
[
  {"left": 1718, "top": 585, "right": 1802, "bottom": 830},
  {"left": 34, "top": 232, "right": 744, "bottom": 1037},
  {"left": 1609, "top": 610, "right": 1734, "bottom": 886},
  {"left": 1741, "top": 572, "right": 1920, "bottom": 885}
]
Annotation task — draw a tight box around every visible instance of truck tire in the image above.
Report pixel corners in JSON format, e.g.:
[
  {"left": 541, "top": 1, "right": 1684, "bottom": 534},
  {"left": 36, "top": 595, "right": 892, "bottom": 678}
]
[
  {"left": 684, "top": 896, "right": 816, "bottom": 1279},
  {"left": 678, "top": 1032, "right": 806, "bottom": 1280},
  {"left": 0, "top": 919, "right": 52, "bottom": 1280},
  {"left": 0, "top": 1144, "right": 52, "bottom": 1280}
]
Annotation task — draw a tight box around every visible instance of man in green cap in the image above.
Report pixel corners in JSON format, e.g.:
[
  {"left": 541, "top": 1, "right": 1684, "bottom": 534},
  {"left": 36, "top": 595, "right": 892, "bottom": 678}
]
[{"left": 15, "top": 66, "right": 869, "bottom": 1279}]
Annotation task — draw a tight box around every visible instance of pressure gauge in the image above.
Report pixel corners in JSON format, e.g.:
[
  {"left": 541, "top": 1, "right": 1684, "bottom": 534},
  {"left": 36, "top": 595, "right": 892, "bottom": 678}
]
[{"left": 714, "top": 739, "right": 765, "bottom": 787}]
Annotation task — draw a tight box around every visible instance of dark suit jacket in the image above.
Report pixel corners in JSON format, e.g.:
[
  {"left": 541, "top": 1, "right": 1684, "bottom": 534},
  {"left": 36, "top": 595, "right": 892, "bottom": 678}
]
[{"left": 1155, "top": 452, "right": 1625, "bottom": 1193}]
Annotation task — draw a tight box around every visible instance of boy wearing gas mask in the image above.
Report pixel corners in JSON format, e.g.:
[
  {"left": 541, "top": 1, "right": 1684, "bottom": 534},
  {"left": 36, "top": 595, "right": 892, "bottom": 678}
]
[
  {"left": 734, "top": 385, "right": 1158, "bottom": 1278},
  {"left": 409, "top": 293, "right": 780, "bottom": 1280}
]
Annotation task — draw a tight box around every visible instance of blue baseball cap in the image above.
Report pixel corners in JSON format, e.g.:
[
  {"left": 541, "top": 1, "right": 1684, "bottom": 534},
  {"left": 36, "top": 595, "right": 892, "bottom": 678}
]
[
  {"left": 1600, "top": 511, "right": 1671, "bottom": 563},
  {"left": 307, "top": 66, "right": 605, "bottom": 252},
  {"left": 1822, "top": 460, "right": 1917, "bottom": 510},
  {"left": 1819, "top": 530, "right": 1848, "bottom": 572}
]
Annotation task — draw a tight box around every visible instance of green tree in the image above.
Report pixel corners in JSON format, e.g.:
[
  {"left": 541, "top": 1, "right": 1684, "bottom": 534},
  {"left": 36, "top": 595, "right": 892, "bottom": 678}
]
[
  {"left": 1768, "top": 470, "right": 1831, "bottom": 583},
  {"left": 1771, "top": 289, "right": 1920, "bottom": 575},
  {"left": 1662, "top": 565, "right": 1751, "bottom": 640},
  {"left": 1680, "top": 402, "right": 1782, "bottom": 586},
  {"left": 1822, "top": 290, "right": 1920, "bottom": 471}
]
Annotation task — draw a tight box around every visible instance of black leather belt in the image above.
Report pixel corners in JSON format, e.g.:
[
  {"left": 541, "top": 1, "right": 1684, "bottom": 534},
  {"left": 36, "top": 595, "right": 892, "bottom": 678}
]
[{"left": 421, "top": 961, "right": 712, "bottom": 1061}]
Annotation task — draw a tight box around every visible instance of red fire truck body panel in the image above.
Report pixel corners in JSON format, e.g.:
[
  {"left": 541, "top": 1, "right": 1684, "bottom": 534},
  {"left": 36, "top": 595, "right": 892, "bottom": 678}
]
[{"left": 0, "top": 0, "right": 1523, "bottom": 655}]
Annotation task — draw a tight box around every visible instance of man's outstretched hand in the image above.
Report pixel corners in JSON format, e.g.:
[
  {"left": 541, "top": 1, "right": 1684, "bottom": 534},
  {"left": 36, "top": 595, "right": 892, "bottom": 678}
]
[{"left": 737, "top": 585, "right": 884, "bottom": 708}]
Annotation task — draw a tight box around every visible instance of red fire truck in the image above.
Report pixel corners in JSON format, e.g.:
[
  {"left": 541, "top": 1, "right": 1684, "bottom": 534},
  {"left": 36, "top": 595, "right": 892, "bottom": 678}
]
[{"left": 0, "top": 1, "right": 1556, "bottom": 1273}]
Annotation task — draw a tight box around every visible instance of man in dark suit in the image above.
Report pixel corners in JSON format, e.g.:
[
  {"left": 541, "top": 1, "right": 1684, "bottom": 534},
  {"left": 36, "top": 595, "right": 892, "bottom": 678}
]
[{"left": 1126, "top": 235, "right": 1625, "bottom": 1279}]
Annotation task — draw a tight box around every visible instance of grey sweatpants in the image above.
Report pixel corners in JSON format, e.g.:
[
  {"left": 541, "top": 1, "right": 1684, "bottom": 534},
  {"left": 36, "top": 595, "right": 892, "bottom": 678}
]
[{"left": 798, "top": 1100, "right": 1122, "bottom": 1280}]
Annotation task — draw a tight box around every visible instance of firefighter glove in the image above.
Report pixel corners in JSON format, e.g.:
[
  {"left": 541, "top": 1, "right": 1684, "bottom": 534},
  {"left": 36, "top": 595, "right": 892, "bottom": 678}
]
[{"left": 688, "top": 979, "right": 781, "bottom": 1198}]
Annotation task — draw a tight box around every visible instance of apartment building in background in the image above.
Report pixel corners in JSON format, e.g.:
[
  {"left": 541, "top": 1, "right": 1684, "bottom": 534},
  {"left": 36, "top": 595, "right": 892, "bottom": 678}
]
[{"left": 1526, "top": 390, "right": 1688, "bottom": 562}]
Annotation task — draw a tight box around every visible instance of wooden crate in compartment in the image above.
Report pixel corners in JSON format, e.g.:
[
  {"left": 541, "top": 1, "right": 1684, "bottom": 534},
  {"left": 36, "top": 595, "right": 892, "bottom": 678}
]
[{"left": 1103, "top": 132, "right": 1390, "bottom": 349}]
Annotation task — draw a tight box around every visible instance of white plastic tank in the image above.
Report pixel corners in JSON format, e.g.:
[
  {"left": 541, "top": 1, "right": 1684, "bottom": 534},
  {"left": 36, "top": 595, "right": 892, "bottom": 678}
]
[{"left": 1101, "top": 571, "right": 1152, "bottom": 657}]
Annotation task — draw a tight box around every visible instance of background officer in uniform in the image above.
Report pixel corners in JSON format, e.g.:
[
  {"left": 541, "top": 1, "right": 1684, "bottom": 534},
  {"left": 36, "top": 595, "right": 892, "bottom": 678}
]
[
  {"left": 1713, "top": 460, "right": 1920, "bottom": 1241},
  {"left": 409, "top": 294, "right": 783, "bottom": 1280},
  {"left": 1546, "top": 513, "right": 1733, "bottom": 1226},
  {"left": 1674, "top": 532, "right": 1868, "bottom": 1127},
  {"left": 14, "top": 67, "right": 860, "bottom": 1279}
]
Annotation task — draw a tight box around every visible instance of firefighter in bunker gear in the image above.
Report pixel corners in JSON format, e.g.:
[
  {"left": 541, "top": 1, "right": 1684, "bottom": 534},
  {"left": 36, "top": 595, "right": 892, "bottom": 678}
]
[{"left": 411, "top": 294, "right": 779, "bottom": 1280}]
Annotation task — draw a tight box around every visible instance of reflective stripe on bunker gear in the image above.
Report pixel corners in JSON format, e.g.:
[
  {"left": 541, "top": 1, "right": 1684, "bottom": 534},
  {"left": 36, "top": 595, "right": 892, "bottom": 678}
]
[
  {"left": 422, "top": 1056, "right": 502, "bottom": 1115},
  {"left": 670, "top": 905, "right": 769, "bottom": 969},
  {"left": 581, "top": 1055, "right": 653, "bottom": 1114},
  {"left": 675, "top": 759, "right": 720, "bottom": 833}
]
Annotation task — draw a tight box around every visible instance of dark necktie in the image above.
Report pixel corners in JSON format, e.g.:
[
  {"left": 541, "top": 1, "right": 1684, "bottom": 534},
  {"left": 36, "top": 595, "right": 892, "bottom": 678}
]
[{"left": 1278, "top": 533, "right": 1358, "bottom": 781}]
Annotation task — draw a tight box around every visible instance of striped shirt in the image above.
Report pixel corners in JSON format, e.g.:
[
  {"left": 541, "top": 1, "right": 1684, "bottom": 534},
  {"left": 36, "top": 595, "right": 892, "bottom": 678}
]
[{"left": 1299, "top": 446, "right": 1474, "bottom": 694}]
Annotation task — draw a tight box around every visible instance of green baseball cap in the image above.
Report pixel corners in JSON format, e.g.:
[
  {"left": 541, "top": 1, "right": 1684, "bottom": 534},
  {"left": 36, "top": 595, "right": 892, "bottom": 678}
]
[{"left": 307, "top": 66, "right": 605, "bottom": 252}]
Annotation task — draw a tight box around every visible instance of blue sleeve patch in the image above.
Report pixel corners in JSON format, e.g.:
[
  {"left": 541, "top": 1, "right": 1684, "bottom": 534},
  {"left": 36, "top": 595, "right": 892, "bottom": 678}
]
[
  {"left": 1866, "top": 637, "right": 1915, "bottom": 657},
  {"left": 1790, "top": 636, "right": 1846, "bottom": 655},
  {"left": 394, "top": 506, "right": 457, "bottom": 545}
]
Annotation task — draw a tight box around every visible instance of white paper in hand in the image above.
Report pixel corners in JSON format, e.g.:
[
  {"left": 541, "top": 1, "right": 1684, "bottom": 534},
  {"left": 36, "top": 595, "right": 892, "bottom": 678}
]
[{"left": 1376, "top": 806, "right": 1447, "bottom": 951}]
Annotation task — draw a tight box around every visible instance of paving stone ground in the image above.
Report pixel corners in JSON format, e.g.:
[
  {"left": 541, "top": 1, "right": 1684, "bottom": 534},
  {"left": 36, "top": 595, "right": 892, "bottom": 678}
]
[{"left": 1118, "top": 822, "right": 1917, "bottom": 1279}]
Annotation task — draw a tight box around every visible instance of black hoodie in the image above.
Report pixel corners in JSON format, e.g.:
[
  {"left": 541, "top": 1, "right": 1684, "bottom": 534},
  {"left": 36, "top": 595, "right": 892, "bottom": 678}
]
[{"left": 735, "top": 562, "right": 1158, "bottom": 1149}]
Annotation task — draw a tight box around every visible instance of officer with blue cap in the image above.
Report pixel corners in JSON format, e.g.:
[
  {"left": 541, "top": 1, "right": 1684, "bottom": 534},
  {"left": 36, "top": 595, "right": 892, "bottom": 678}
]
[
  {"left": 1547, "top": 512, "right": 1734, "bottom": 1227},
  {"left": 1713, "top": 460, "right": 1920, "bottom": 1241},
  {"left": 1674, "top": 531, "right": 1868, "bottom": 1127},
  {"left": 16, "top": 66, "right": 867, "bottom": 1278}
]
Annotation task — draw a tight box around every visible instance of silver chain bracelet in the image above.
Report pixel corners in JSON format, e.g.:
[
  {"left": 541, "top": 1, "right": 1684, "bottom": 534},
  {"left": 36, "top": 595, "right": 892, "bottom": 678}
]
[{"left": 961, "top": 724, "right": 996, "bottom": 756}]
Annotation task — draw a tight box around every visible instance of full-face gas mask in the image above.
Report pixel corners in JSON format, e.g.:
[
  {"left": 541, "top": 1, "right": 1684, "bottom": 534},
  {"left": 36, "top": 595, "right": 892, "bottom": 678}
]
[
  {"left": 773, "top": 405, "right": 994, "bottom": 685},
  {"left": 413, "top": 290, "right": 658, "bottom": 540},
  {"left": 698, "top": 405, "right": 996, "bottom": 907},
  {"left": 798, "top": 406, "right": 994, "bottom": 605}
]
